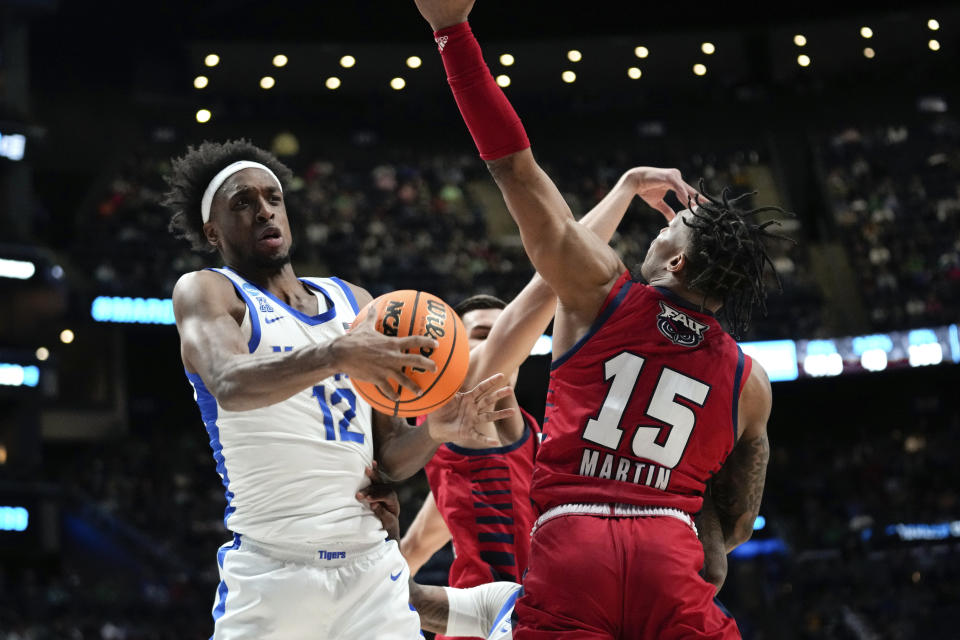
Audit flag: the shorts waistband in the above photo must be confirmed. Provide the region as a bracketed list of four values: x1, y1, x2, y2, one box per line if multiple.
[531, 503, 698, 537]
[238, 536, 388, 567]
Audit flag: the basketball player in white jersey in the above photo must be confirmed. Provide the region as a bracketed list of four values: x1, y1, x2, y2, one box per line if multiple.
[164, 139, 515, 639]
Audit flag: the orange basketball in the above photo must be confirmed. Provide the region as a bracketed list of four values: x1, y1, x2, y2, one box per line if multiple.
[350, 290, 469, 417]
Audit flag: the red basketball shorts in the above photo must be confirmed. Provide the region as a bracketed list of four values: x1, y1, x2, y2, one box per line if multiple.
[513, 514, 740, 640]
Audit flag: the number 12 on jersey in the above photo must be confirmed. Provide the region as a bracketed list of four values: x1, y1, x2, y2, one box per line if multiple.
[312, 378, 365, 444]
[582, 352, 710, 469]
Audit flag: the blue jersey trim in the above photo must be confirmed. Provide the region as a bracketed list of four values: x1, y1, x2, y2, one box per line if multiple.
[223, 266, 337, 326]
[731, 347, 746, 442]
[653, 286, 716, 317]
[444, 420, 531, 456]
[213, 533, 242, 622]
[473, 502, 513, 511]
[478, 532, 515, 543]
[551, 279, 634, 370]
[480, 550, 516, 567]
[187, 371, 236, 526]
[328, 276, 360, 314]
[488, 586, 521, 638]
[713, 595, 734, 619]
[208, 268, 261, 353]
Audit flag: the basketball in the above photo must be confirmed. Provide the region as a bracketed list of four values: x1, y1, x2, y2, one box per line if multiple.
[350, 290, 470, 417]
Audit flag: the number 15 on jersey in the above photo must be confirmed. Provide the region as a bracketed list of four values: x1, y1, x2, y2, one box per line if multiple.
[582, 351, 711, 469]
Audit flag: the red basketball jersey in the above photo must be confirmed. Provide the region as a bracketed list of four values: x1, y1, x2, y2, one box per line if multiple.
[425, 409, 540, 587]
[532, 271, 752, 516]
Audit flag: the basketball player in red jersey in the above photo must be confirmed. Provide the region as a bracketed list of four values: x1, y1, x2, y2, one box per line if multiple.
[415, 1, 778, 638]
[400, 169, 675, 639]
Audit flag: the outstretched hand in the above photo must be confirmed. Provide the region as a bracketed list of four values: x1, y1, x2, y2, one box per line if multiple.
[424, 373, 515, 446]
[413, 0, 476, 32]
[336, 310, 438, 401]
[624, 167, 700, 222]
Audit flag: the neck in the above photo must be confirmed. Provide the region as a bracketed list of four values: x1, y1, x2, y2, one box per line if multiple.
[226, 260, 301, 297]
[646, 273, 722, 314]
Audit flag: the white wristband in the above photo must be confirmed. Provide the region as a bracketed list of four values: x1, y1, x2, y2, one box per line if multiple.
[444, 582, 521, 638]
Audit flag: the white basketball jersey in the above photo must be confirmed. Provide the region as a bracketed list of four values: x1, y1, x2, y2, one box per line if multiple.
[186, 267, 383, 546]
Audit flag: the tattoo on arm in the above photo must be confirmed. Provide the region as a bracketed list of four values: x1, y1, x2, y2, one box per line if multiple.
[712, 433, 770, 548]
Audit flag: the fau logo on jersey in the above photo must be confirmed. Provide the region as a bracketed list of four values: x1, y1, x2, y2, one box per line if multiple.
[656, 302, 708, 347]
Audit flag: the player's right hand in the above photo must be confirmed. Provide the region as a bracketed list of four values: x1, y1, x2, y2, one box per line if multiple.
[623, 167, 700, 222]
[331, 311, 438, 400]
[413, 0, 476, 32]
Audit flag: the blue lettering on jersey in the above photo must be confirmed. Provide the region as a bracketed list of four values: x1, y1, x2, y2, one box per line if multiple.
[317, 550, 347, 560]
[240, 282, 275, 313]
[312, 383, 365, 444]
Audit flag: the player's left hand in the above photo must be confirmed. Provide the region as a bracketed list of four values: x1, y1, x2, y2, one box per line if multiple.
[356, 462, 402, 540]
[624, 167, 700, 222]
[424, 373, 515, 446]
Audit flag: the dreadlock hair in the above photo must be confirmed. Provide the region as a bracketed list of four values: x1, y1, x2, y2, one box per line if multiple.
[163, 139, 294, 252]
[454, 294, 507, 318]
[681, 180, 794, 339]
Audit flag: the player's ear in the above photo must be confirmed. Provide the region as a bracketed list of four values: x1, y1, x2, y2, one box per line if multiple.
[203, 222, 219, 248]
[667, 252, 686, 273]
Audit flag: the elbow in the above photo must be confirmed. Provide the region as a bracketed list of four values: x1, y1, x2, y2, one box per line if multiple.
[701, 552, 728, 593]
[725, 515, 758, 551]
[206, 377, 249, 412]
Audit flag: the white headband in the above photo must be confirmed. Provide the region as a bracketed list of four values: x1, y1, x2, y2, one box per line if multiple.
[200, 160, 283, 223]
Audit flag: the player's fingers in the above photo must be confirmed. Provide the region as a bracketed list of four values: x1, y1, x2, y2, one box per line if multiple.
[391, 371, 423, 396]
[481, 407, 517, 423]
[375, 379, 400, 402]
[397, 352, 437, 372]
[667, 176, 699, 204]
[355, 307, 378, 331]
[652, 199, 676, 221]
[466, 373, 507, 397]
[474, 384, 515, 408]
[397, 335, 439, 353]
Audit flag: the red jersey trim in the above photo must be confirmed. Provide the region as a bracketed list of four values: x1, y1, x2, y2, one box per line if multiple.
[730, 349, 754, 442]
[551, 272, 635, 370]
[652, 285, 716, 317]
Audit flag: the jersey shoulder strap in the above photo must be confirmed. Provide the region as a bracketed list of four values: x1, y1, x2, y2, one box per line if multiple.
[206, 267, 261, 352]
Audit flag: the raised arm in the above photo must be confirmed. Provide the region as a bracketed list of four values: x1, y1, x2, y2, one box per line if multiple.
[173, 270, 438, 411]
[415, 0, 698, 328]
[464, 168, 652, 387]
[400, 491, 452, 575]
[710, 363, 772, 551]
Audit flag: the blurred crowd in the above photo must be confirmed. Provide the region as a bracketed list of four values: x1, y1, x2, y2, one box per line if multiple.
[822, 117, 960, 331]
[73, 139, 821, 341]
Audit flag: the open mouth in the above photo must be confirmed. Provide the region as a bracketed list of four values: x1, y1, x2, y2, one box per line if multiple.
[257, 227, 283, 247]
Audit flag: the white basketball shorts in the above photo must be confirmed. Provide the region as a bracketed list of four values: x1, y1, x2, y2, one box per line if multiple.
[211, 534, 422, 639]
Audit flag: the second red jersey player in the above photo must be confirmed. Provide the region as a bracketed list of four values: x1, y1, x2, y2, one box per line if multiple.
[426, 407, 540, 587]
